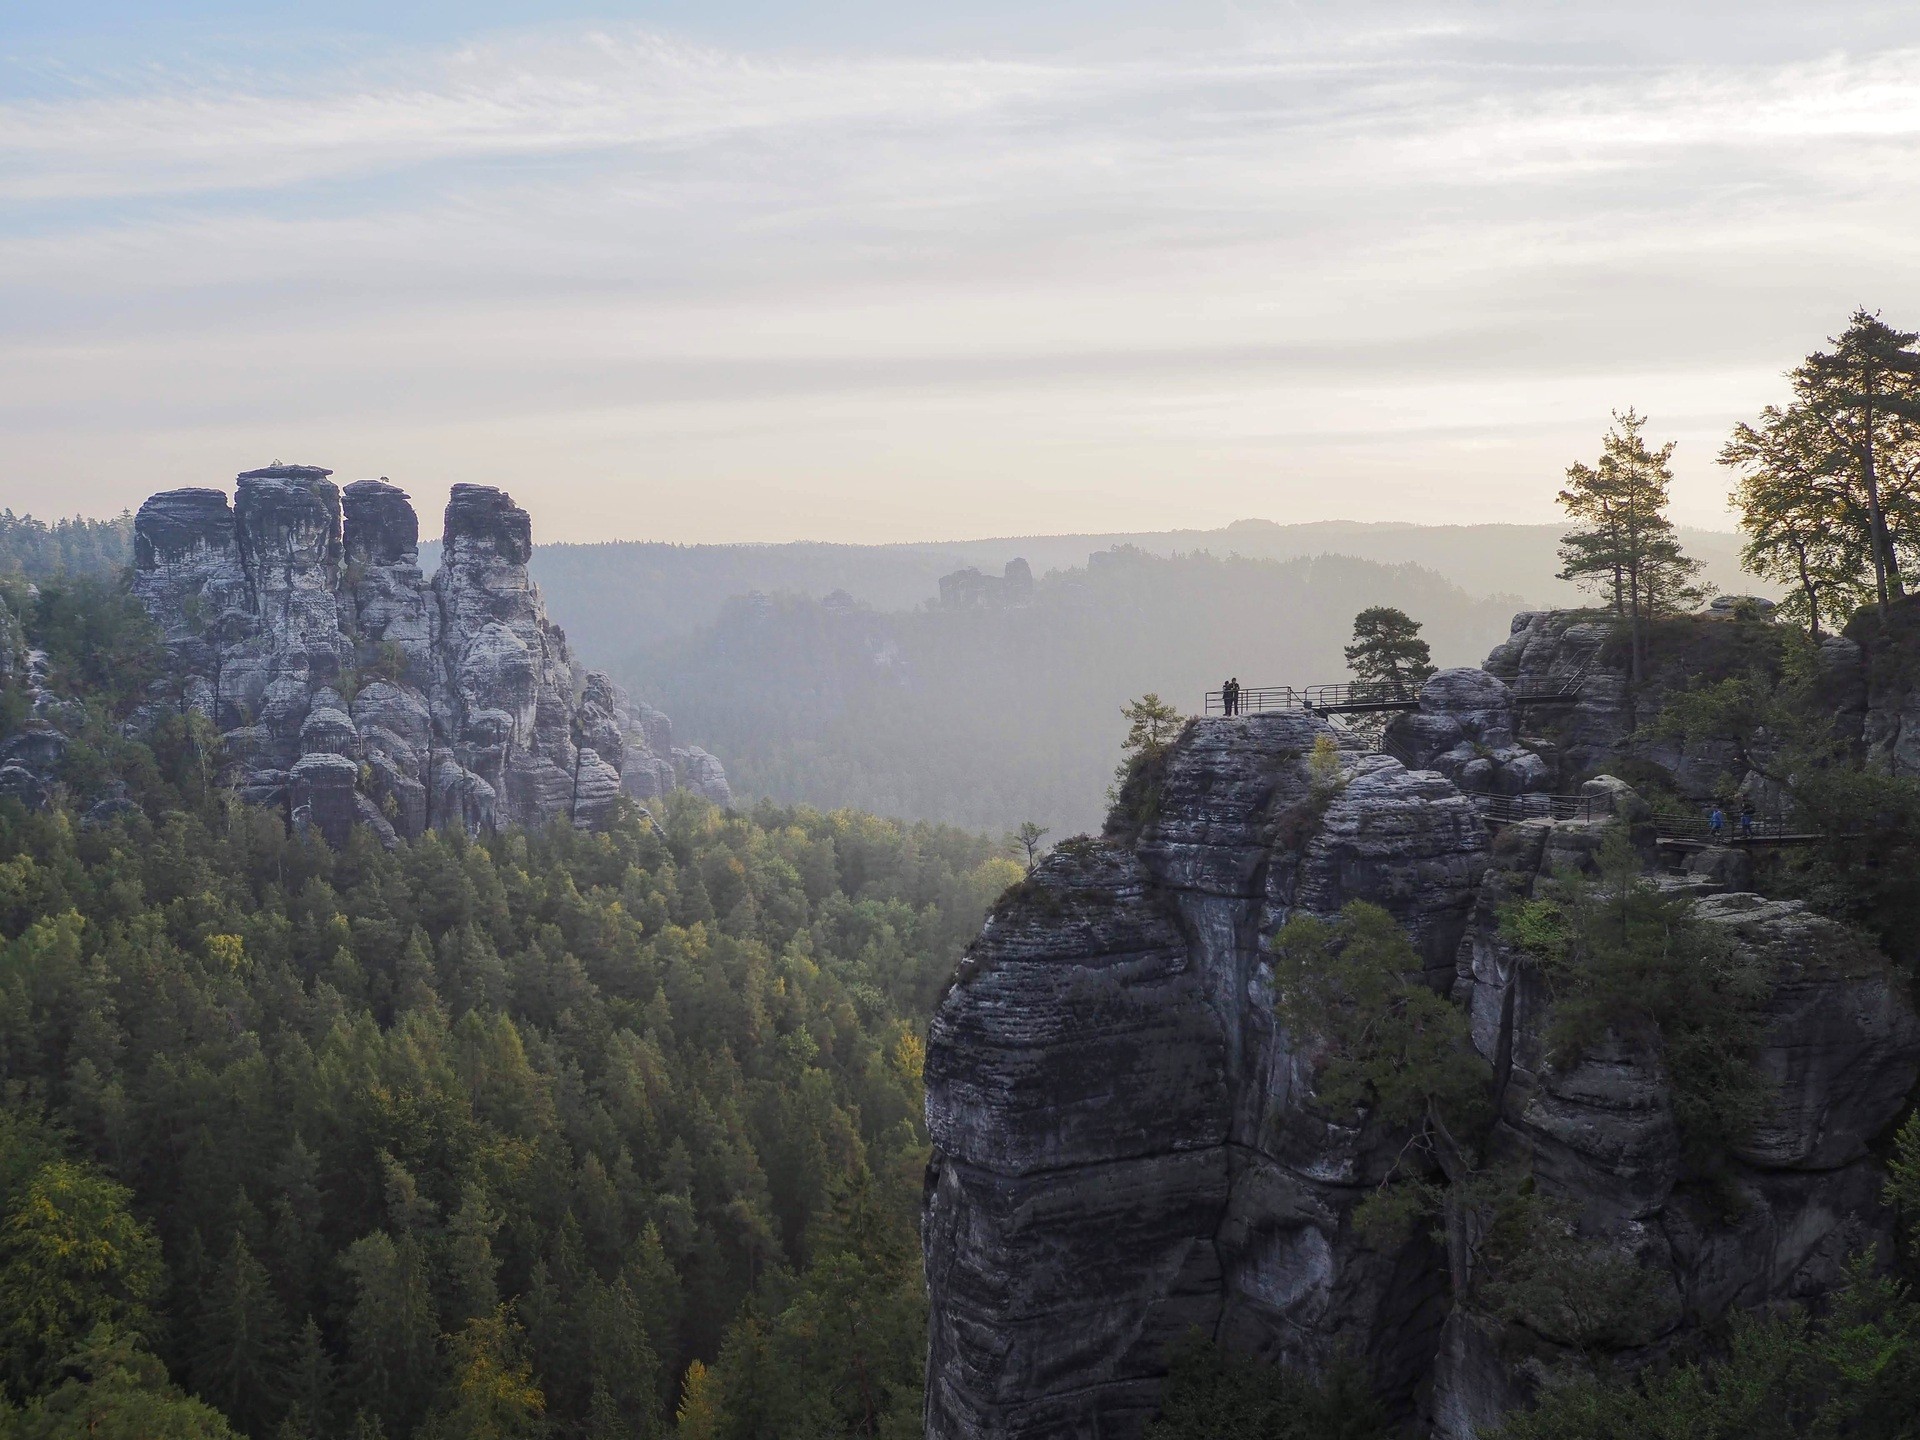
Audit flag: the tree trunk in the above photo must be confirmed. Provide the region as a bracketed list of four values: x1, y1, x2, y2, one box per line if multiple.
[1798, 552, 1821, 641]
[1862, 382, 1903, 612]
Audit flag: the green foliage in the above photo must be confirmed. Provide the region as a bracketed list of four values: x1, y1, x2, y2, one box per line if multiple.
[1344, 606, 1435, 691]
[1495, 1255, 1920, 1440]
[1726, 309, 1920, 621]
[189, 1235, 293, 1437]
[0, 1161, 162, 1396]
[1269, 902, 1486, 1130]
[1107, 694, 1185, 834]
[2, 578, 163, 713]
[0, 776, 1000, 1437]
[1006, 822, 1049, 876]
[1500, 829, 1772, 1166]
[0, 1327, 239, 1440]
[1475, 1183, 1667, 1355]
[1142, 1331, 1389, 1440]
[1268, 901, 1490, 1240]
[0, 513, 133, 584]
[1558, 410, 1708, 682]
[1891, 1113, 1920, 1266]
[694, 1176, 923, 1439]
[422, 1307, 545, 1440]
[1119, 693, 1182, 764]
[1722, 401, 1875, 637]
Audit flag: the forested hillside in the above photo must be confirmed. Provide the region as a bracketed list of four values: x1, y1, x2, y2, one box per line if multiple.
[514, 519, 1755, 662]
[621, 549, 1521, 836]
[0, 574, 1015, 1439]
[0, 513, 132, 582]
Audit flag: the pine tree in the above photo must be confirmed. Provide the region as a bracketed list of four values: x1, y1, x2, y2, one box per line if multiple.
[1725, 309, 1920, 622]
[190, 1233, 294, 1437]
[1558, 409, 1707, 682]
[1343, 607, 1435, 695]
[1792, 309, 1920, 613]
[1721, 401, 1874, 637]
[281, 1317, 335, 1440]
[340, 1231, 440, 1436]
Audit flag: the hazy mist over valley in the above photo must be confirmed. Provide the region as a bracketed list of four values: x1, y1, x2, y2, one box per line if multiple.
[10, 3, 1920, 1439]
[512, 519, 1757, 834]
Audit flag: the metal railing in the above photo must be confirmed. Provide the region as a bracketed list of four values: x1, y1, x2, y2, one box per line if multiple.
[1377, 730, 1422, 769]
[1652, 805, 1821, 845]
[1300, 681, 1421, 713]
[1505, 643, 1603, 705]
[1509, 674, 1586, 704]
[1470, 793, 1609, 826]
[1203, 686, 1303, 715]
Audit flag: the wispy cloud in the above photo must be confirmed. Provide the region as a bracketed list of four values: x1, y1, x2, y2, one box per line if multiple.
[6, 8, 1920, 540]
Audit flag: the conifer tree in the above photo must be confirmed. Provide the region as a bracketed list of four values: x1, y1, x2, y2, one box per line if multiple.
[1343, 607, 1435, 694]
[340, 1231, 440, 1436]
[1725, 308, 1920, 622]
[1558, 409, 1706, 682]
[1721, 400, 1873, 637]
[190, 1234, 294, 1437]
[1793, 309, 1920, 613]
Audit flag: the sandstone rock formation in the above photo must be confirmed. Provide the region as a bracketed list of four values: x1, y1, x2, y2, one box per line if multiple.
[925, 715, 1491, 1437]
[938, 559, 1035, 609]
[924, 609, 1920, 1439]
[1431, 831, 1920, 1437]
[1384, 667, 1550, 797]
[128, 465, 728, 842]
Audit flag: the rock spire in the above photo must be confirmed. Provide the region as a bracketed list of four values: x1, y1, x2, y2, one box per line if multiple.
[129, 467, 729, 845]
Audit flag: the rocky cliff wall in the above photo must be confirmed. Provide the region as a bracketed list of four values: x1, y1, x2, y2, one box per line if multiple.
[923, 612, 1920, 1439]
[924, 716, 1491, 1436]
[127, 465, 730, 845]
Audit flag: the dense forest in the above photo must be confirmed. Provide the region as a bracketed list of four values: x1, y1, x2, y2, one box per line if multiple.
[0, 513, 132, 583]
[0, 575, 1016, 1439]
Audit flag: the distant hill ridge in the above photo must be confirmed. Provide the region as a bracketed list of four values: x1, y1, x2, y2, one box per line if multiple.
[475, 518, 1757, 669]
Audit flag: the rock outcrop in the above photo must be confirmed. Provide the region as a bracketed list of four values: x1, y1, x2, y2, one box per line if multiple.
[1431, 830, 1920, 1436]
[1482, 607, 1796, 797]
[127, 465, 727, 841]
[925, 715, 1491, 1437]
[924, 611, 1920, 1439]
[1384, 667, 1550, 797]
[938, 559, 1035, 610]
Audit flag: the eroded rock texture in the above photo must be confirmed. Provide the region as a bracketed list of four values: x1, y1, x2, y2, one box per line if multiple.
[926, 675, 1920, 1438]
[925, 715, 1490, 1438]
[1431, 835, 1920, 1438]
[129, 465, 728, 841]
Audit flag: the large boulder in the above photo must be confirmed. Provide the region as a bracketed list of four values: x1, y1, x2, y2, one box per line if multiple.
[1385, 667, 1548, 797]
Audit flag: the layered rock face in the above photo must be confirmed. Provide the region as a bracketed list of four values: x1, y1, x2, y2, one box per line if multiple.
[1483, 609, 1799, 796]
[924, 619, 1920, 1438]
[1432, 831, 1920, 1437]
[130, 466, 728, 844]
[925, 716, 1491, 1437]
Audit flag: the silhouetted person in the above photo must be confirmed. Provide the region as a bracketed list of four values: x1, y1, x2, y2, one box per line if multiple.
[1739, 801, 1755, 840]
[1228, 677, 1241, 715]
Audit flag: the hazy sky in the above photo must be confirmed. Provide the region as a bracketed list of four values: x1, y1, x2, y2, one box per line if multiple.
[7, 1, 1920, 542]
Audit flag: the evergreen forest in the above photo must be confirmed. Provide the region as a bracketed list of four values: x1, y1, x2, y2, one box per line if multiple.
[0, 572, 1015, 1439]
